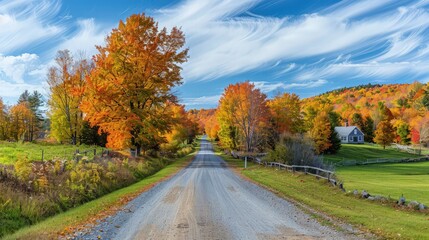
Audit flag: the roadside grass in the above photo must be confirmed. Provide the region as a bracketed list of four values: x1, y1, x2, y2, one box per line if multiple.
[0, 141, 105, 164]
[214, 143, 429, 240]
[323, 144, 419, 163]
[337, 161, 429, 204]
[3, 141, 200, 240]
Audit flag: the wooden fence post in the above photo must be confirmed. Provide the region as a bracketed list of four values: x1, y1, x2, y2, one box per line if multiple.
[41, 149, 44, 161]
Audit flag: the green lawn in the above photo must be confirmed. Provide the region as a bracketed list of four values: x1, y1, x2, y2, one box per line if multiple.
[215, 144, 429, 240]
[4, 141, 200, 240]
[337, 162, 429, 204]
[0, 141, 106, 164]
[323, 144, 420, 163]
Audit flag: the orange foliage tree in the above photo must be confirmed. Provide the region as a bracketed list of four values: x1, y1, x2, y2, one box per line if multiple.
[163, 103, 198, 145]
[267, 93, 302, 134]
[9, 102, 34, 141]
[204, 114, 220, 140]
[217, 81, 269, 152]
[374, 120, 395, 149]
[81, 14, 188, 154]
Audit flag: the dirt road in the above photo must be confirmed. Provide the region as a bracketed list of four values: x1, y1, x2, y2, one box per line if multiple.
[77, 138, 361, 239]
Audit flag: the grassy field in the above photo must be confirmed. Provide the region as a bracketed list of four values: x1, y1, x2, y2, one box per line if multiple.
[215, 145, 429, 240]
[337, 161, 429, 204]
[4, 141, 200, 240]
[323, 144, 419, 163]
[0, 141, 106, 164]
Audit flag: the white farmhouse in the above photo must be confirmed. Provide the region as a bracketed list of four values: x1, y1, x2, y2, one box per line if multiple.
[334, 126, 364, 144]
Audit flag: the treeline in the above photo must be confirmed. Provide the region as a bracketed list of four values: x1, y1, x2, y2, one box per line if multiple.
[200, 81, 341, 154]
[200, 81, 429, 165]
[0, 91, 44, 142]
[303, 82, 429, 147]
[0, 91, 107, 146]
[0, 13, 198, 155]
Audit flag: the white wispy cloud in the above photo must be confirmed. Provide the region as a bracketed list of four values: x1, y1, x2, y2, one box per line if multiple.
[0, 0, 64, 54]
[154, 0, 429, 85]
[0, 53, 39, 83]
[297, 61, 429, 82]
[55, 18, 111, 57]
[181, 95, 221, 107]
[0, 0, 112, 102]
[252, 79, 328, 93]
[0, 79, 46, 97]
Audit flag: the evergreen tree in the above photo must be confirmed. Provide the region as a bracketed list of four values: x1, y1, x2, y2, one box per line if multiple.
[17, 90, 44, 141]
[351, 112, 364, 129]
[79, 121, 107, 146]
[362, 116, 375, 143]
[397, 122, 411, 145]
[326, 111, 341, 154]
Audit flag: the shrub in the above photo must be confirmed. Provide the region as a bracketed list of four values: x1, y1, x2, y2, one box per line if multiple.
[266, 133, 334, 171]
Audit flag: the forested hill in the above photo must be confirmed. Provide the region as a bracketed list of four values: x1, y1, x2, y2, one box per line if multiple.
[302, 82, 429, 144]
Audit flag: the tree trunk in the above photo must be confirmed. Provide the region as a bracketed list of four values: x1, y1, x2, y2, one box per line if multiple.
[136, 143, 141, 156]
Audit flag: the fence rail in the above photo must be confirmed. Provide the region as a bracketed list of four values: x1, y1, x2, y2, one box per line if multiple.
[334, 156, 429, 166]
[229, 151, 339, 186]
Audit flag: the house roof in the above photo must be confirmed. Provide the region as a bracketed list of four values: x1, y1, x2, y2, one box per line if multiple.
[334, 126, 362, 136]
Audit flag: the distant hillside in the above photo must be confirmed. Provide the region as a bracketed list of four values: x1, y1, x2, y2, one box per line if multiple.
[302, 82, 429, 144]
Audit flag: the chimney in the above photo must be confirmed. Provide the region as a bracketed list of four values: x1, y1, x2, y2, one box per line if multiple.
[345, 119, 349, 127]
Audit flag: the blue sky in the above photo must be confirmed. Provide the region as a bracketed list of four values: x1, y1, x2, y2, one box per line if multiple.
[1, 0, 429, 109]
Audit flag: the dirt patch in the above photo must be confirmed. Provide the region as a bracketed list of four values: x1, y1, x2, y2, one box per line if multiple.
[258, 226, 325, 240]
[163, 186, 184, 204]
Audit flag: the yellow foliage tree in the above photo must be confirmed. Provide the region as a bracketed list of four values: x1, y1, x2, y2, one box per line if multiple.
[309, 111, 332, 154]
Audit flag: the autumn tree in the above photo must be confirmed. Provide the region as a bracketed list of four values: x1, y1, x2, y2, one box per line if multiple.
[18, 90, 44, 141]
[413, 113, 429, 146]
[189, 108, 216, 135]
[9, 102, 33, 141]
[81, 14, 188, 154]
[267, 93, 303, 134]
[204, 114, 220, 140]
[164, 104, 198, 146]
[48, 50, 91, 144]
[374, 120, 395, 149]
[217, 81, 269, 152]
[309, 111, 332, 154]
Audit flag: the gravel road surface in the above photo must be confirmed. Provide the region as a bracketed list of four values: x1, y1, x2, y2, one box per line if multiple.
[75, 138, 362, 240]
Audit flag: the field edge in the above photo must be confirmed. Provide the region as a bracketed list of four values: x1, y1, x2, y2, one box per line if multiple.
[3, 142, 200, 240]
